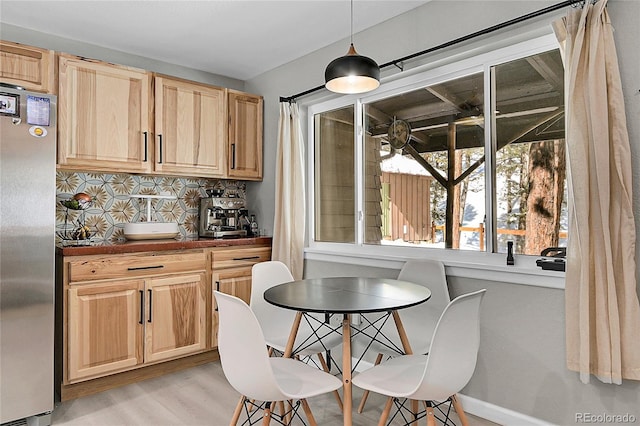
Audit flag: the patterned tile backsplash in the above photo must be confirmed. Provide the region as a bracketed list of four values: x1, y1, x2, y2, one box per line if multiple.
[56, 171, 246, 243]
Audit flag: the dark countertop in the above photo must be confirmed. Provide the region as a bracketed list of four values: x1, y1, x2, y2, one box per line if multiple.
[56, 236, 272, 256]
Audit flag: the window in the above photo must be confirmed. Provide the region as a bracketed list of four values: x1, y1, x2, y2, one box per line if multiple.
[310, 36, 566, 257]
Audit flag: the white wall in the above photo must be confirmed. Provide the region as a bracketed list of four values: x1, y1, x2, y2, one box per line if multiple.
[0, 23, 244, 90]
[246, 0, 640, 423]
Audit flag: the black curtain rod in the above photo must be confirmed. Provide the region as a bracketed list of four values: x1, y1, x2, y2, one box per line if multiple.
[280, 0, 581, 103]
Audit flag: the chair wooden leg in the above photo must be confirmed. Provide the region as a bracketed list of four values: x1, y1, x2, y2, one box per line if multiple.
[284, 400, 293, 425]
[301, 398, 318, 426]
[262, 402, 272, 426]
[426, 402, 436, 426]
[357, 352, 383, 413]
[450, 394, 469, 426]
[317, 353, 343, 412]
[411, 399, 419, 425]
[230, 395, 245, 426]
[277, 401, 285, 421]
[377, 397, 394, 426]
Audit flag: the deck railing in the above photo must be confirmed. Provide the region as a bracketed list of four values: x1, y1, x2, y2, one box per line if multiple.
[431, 222, 568, 251]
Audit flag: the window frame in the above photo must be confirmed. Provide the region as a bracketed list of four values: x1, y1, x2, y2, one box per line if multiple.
[305, 33, 566, 288]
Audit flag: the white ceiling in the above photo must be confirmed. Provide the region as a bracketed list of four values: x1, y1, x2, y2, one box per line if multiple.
[0, 1, 430, 81]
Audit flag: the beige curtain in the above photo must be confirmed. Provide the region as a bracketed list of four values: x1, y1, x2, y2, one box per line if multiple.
[272, 102, 306, 280]
[553, 0, 640, 384]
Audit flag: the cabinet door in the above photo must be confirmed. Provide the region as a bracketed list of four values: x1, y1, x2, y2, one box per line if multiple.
[67, 280, 144, 382]
[154, 76, 226, 178]
[144, 273, 207, 363]
[57, 55, 152, 173]
[0, 40, 55, 93]
[211, 266, 253, 347]
[228, 91, 263, 180]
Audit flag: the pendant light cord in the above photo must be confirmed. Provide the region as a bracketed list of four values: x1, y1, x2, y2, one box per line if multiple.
[350, 0, 354, 45]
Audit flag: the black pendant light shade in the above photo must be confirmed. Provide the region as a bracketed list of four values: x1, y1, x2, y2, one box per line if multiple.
[325, 43, 380, 94]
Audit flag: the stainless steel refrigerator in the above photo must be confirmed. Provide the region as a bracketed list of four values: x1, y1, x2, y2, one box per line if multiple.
[1, 85, 56, 425]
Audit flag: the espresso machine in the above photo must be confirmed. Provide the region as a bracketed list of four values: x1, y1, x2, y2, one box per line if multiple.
[199, 195, 248, 238]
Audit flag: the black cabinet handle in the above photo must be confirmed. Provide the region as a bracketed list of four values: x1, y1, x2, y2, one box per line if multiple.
[127, 265, 164, 271]
[158, 134, 163, 164]
[232, 256, 260, 261]
[147, 289, 153, 323]
[214, 281, 220, 311]
[139, 290, 144, 325]
[231, 143, 236, 169]
[143, 131, 148, 162]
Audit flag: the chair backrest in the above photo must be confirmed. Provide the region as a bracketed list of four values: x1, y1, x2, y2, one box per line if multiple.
[396, 259, 451, 352]
[214, 291, 286, 402]
[398, 259, 450, 311]
[250, 261, 298, 340]
[413, 289, 486, 401]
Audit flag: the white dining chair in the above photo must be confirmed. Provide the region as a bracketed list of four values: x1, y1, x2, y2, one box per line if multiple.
[352, 289, 486, 426]
[215, 291, 343, 426]
[250, 261, 344, 408]
[355, 259, 451, 412]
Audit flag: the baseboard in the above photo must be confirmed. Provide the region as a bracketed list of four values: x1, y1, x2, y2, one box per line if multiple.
[456, 394, 555, 426]
[352, 358, 554, 426]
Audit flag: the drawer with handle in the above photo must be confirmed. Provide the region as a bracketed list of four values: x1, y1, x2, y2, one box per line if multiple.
[68, 250, 206, 283]
[211, 247, 271, 270]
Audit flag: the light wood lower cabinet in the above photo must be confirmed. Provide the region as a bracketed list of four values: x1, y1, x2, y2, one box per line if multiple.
[63, 250, 207, 384]
[214, 267, 253, 305]
[211, 246, 271, 347]
[66, 272, 206, 383]
[59, 242, 271, 397]
[145, 273, 207, 363]
[67, 279, 144, 382]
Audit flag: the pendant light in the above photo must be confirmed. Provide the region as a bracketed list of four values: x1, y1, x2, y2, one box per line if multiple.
[325, 0, 380, 94]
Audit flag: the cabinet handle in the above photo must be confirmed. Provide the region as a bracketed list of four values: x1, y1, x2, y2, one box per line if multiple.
[231, 143, 236, 169]
[158, 134, 163, 164]
[232, 256, 260, 261]
[143, 131, 148, 162]
[148, 289, 153, 323]
[127, 265, 164, 271]
[139, 290, 144, 325]
[214, 281, 220, 311]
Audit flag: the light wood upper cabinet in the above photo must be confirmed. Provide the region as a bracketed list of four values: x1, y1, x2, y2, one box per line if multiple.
[0, 40, 55, 93]
[67, 279, 144, 382]
[54, 54, 263, 179]
[154, 76, 226, 178]
[57, 54, 152, 173]
[144, 273, 207, 363]
[227, 90, 263, 180]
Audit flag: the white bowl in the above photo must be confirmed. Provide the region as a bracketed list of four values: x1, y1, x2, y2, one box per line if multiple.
[124, 222, 179, 240]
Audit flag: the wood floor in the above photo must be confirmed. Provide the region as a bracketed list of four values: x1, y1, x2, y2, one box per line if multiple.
[52, 361, 499, 425]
